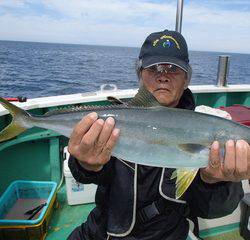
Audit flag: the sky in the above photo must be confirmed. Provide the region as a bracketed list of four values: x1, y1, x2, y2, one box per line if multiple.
[0, 0, 250, 53]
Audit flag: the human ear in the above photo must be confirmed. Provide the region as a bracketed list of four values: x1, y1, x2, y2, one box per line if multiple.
[184, 77, 189, 89]
[184, 65, 192, 89]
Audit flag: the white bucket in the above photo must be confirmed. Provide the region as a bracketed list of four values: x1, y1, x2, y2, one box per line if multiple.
[63, 147, 97, 205]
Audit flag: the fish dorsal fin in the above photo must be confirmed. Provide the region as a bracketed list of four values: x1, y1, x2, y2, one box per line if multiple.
[107, 96, 126, 105]
[128, 86, 161, 107]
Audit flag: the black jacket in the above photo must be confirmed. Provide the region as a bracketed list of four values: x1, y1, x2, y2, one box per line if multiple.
[68, 89, 244, 240]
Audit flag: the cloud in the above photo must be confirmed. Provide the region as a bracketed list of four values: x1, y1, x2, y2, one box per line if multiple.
[182, 1, 250, 53]
[0, 0, 249, 53]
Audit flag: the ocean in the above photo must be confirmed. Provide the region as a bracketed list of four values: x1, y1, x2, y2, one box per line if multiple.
[0, 40, 249, 98]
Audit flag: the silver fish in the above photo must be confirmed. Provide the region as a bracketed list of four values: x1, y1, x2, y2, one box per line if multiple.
[0, 88, 249, 198]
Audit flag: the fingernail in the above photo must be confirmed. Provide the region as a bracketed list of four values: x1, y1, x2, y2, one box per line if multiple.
[113, 128, 120, 136]
[236, 140, 247, 150]
[212, 141, 219, 150]
[89, 112, 98, 120]
[106, 117, 115, 125]
[227, 140, 235, 147]
[97, 119, 104, 125]
[236, 140, 241, 148]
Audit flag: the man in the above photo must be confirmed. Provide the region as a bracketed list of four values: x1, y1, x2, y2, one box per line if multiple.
[67, 30, 249, 240]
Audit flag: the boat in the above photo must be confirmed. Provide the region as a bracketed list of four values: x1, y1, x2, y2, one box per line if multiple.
[0, 1, 249, 239]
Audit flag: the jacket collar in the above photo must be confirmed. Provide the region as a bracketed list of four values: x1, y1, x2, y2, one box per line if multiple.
[176, 88, 195, 110]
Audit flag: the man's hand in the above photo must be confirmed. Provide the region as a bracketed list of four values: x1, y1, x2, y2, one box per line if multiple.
[68, 112, 120, 172]
[200, 140, 250, 184]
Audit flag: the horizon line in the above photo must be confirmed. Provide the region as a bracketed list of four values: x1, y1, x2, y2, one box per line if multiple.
[0, 39, 249, 55]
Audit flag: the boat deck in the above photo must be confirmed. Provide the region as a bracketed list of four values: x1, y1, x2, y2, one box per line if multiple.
[46, 185, 94, 240]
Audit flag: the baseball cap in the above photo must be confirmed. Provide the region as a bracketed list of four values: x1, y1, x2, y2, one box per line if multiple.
[138, 29, 190, 72]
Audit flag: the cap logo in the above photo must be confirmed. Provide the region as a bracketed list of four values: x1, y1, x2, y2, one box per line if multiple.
[153, 35, 180, 50]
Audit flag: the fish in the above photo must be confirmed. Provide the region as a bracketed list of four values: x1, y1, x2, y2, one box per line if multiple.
[0, 87, 249, 199]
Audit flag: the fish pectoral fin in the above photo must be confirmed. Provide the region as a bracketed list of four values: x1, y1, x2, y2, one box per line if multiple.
[178, 143, 207, 154]
[107, 96, 126, 105]
[128, 86, 161, 107]
[171, 169, 198, 199]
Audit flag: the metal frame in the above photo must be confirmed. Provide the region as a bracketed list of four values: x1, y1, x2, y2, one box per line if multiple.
[175, 0, 184, 33]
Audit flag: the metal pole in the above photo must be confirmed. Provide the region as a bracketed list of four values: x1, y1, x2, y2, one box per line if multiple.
[217, 55, 230, 86]
[175, 0, 184, 33]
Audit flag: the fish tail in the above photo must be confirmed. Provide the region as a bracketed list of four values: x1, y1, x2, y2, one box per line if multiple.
[0, 97, 30, 142]
[171, 168, 198, 199]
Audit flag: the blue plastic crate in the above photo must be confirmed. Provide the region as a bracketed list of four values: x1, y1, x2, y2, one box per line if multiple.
[0, 180, 57, 226]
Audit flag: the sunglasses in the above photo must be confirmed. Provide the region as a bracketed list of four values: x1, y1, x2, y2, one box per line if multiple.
[145, 64, 182, 76]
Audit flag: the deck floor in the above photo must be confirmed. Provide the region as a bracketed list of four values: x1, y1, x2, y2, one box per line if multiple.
[45, 185, 245, 240]
[204, 230, 243, 240]
[46, 185, 94, 240]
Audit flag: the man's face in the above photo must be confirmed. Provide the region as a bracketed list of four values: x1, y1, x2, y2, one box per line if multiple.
[140, 64, 187, 107]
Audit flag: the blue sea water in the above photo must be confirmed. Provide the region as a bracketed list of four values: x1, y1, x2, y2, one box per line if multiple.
[0, 40, 249, 98]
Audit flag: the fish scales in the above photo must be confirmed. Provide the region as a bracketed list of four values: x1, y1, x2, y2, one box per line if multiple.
[22, 105, 249, 169]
